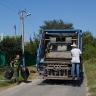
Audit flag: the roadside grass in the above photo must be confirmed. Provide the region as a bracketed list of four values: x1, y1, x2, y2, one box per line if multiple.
[0, 66, 10, 87]
[84, 60, 96, 96]
[0, 65, 37, 90]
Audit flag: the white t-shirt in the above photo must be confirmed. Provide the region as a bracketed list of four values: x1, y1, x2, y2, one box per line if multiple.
[71, 48, 82, 63]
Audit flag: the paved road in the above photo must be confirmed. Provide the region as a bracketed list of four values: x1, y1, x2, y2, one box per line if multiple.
[0, 73, 88, 96]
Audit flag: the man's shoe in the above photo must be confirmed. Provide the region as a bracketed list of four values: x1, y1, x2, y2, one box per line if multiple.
[16, 82, 20, 85]
[72, 77, 75, 79]
[77, 77, 80, 80]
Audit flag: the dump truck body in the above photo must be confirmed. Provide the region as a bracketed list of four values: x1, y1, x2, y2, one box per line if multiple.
[36, 29, 82, 80]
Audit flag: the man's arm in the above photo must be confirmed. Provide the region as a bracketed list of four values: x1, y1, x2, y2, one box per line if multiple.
[19, 60, 22, 67]
[20, 64, 22, 67]
[79, 49, 82, 57]
[10, 62, 13, 67]
[10, 59, 14, 67]
[79, 54, 82, 56]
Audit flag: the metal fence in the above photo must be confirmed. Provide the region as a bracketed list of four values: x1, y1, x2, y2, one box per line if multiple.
[0, 51, 7, 66]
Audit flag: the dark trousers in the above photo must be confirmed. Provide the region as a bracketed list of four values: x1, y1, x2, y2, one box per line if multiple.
[13, 68, 19, 83]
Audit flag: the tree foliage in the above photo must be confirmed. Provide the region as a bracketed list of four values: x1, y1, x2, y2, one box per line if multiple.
[83, 31, 96, 60]
[83, 45, 96, 60]
[25, 33, 39, 57]
[83, 31, 94, 45]
[39, 19, 73, 34]
[0, 36, 22, 63]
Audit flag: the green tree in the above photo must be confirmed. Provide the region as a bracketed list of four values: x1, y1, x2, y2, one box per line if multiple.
[0, 36, 22, 63]
[83, 44, 96, 60]
[83, 31, 94, 46]
[39, 19, 73, 34]
[25, 33, 39, 57]
[83, 31, 96, 60]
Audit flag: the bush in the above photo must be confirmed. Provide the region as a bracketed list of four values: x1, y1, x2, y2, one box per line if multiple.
[83, 31, 96, 61]
[83, 44, 96, 60]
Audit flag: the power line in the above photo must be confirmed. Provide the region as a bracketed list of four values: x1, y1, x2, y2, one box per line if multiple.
[12, 0, 26, 10]
[0, 1, 18, 13]
[25, 18, 39, 29]
[4, 0, 23, 35]
[28, 17, 40, 28]
[25, 9, 40, 27]
[1, 0, 40, 34]
[12, 0, 40, 28]
[4, 0, 20, 11]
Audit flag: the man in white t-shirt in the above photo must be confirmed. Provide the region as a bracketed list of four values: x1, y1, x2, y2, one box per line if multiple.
[71, 44, 82, 79]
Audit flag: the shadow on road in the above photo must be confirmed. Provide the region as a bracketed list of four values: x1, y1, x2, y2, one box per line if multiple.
[24, 80, 32, 83]
[38, 72, 84, 87]
[19, 80, 32, 84]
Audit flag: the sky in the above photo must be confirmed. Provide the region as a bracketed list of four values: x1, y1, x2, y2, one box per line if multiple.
[0, 0, 96, 41]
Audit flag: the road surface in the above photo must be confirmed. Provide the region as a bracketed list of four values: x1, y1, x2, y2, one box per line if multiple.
[0, 72, 88, 96]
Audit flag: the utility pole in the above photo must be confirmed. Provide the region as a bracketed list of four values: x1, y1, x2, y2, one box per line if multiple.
[14, 25, 16, 36]
[19, 10, 26, 66]
[19, 10, 31, 66]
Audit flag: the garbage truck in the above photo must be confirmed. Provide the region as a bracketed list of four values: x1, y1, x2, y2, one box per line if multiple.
[36, 29, 83, 80]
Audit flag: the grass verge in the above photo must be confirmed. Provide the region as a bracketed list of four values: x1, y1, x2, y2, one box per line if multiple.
[84, 60, 96, 96]
[0, 65, 37, 91]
